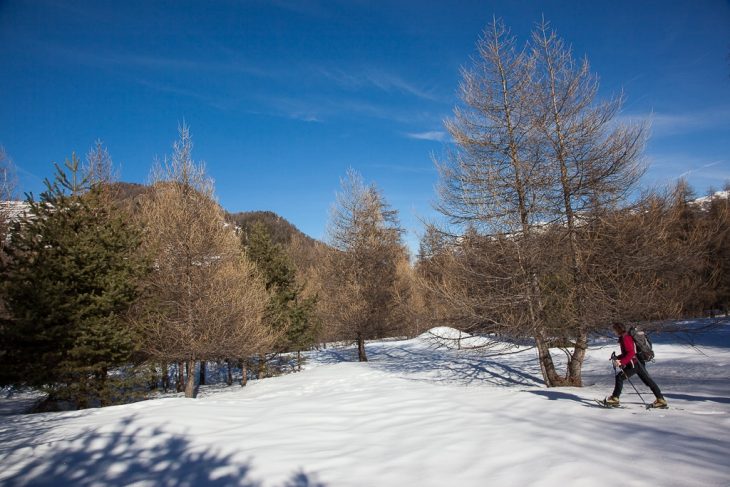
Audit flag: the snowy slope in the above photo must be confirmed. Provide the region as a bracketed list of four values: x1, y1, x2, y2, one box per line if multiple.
[1, 319, 728, 487]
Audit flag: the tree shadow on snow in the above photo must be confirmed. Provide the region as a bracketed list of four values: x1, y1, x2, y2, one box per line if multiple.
[0, 415, 326, 487]
[527, 390, 596, 407]
[649, 317, 730, 348]
[664, 392, 730, 404]
[312, 347, 359, 365]
[365, 343, 544, 387]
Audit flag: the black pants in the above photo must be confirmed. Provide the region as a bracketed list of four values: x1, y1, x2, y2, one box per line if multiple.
[612, 361, 663, 399]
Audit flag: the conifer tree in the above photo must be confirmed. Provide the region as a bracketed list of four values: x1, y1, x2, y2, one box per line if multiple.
[243, 221, 318, 371]
[435, 18, 646, 386]
[0, 154, 148, 407]
[136, 125, 273, 397]
[323, 169, 406, 361]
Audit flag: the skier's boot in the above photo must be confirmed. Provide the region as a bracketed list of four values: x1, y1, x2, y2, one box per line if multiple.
[604, 396, 620, 407]
[651, 397, 668, 409]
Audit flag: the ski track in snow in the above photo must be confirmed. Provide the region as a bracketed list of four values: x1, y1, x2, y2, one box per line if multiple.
[1, 319, 729, 486]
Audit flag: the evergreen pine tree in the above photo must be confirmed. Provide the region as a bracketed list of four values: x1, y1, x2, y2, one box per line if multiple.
[0, 154, 148, 408]
[243, 222, 318, 369]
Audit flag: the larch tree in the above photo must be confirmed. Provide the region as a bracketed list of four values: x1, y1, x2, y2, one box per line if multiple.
[0, 145, 17, 265]
[84, 139, 118, 187]
[435, 18, 554, 374]
[434, 17, 648, 386]
[0, 145, 16, 203]
[578, 183, 711, 325]
[135, 124, 273, 398]
[322, 169, 406, 361]
[527, 19, 647, 385]
[0, 146, 15, 345]
[702, 183, 730, 315]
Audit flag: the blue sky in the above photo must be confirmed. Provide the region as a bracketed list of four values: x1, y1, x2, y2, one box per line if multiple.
[1, 1, 729, 252]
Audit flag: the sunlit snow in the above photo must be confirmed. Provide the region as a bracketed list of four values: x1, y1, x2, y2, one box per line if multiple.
[1, 319, 728, 486]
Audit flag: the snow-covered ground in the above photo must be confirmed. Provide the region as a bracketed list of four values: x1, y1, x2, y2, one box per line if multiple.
[1, 318, 728, 486]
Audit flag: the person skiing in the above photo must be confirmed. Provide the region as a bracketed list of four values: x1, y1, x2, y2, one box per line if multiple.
[604, 322, 668, 408]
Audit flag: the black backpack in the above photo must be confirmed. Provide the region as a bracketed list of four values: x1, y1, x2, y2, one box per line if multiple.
[629, 326, 655, 362]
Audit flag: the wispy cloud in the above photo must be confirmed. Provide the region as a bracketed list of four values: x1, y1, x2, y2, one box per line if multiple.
[133, 78, 218, 103]
[678, 160, 723, 179]
[364, 69, 440, 101]
[318, 66, 441, 101]
[405, 131, 448, 142]
[255, 91, 445, 126]
[618, 107, 730, 137]
[31, 39, 276, 79]
[645, 153, 730, 190]
[252, 94, 329, 122]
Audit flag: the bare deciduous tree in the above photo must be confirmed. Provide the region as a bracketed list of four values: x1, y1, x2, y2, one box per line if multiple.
[433, 17, 649, 386]
[320, 169, 406, 361]
[528, 19, 648, 385]
[438, 18, 546, 235]
[579, 183, 711, 325]
[0, 146, 18, 344]
[436, 18, 556, 382]
[84, 139, 118, 187]
[0, 146, 16, 203]
[135, 125, 274, 397]
[0, 146, 17, 241]
[700, 183, 730, 315]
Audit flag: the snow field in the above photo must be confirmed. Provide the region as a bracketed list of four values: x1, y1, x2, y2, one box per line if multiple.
[0, 319, 728, 486]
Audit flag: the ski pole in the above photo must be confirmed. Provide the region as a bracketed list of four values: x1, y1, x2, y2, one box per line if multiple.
[612, 352, 648, 407]
[626, 373, 648, 408]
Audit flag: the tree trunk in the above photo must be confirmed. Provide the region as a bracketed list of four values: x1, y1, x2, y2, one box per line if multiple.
[176, 361, 185, 393]
[257, 354, 266, 379]
[199, 361, 206, 386]
[148, 364, 158, 391]
[161, 363, 170, 393]
[535, 329, 588, 387]
[98, 366, 109, 407]
[297, 351, 302, 372]
[357, 334, 368, 362]
[240, 359, 248, 387]
[226, 359, 233, 386]
[534, 334, 555, 387]
[528, 272, 564, 387]
[184, 359, 196, 398]
[566, 328, 588, 386]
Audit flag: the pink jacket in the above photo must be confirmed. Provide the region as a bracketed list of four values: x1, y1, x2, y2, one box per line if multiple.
[617, 334, 637, 367]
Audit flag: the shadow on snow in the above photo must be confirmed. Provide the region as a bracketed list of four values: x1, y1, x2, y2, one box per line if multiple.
[315, 340, 544, 388]
[0, 414, 325, 487]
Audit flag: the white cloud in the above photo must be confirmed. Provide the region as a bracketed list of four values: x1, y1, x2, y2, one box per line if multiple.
[405, 131, 448, 142]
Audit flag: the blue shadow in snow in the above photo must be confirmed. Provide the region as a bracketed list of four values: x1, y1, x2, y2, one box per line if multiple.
[664, 393, 730, 405]
[365, 343, 544, 387]
[527, 389, 596, 407]
[0, 415, 326, 487]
